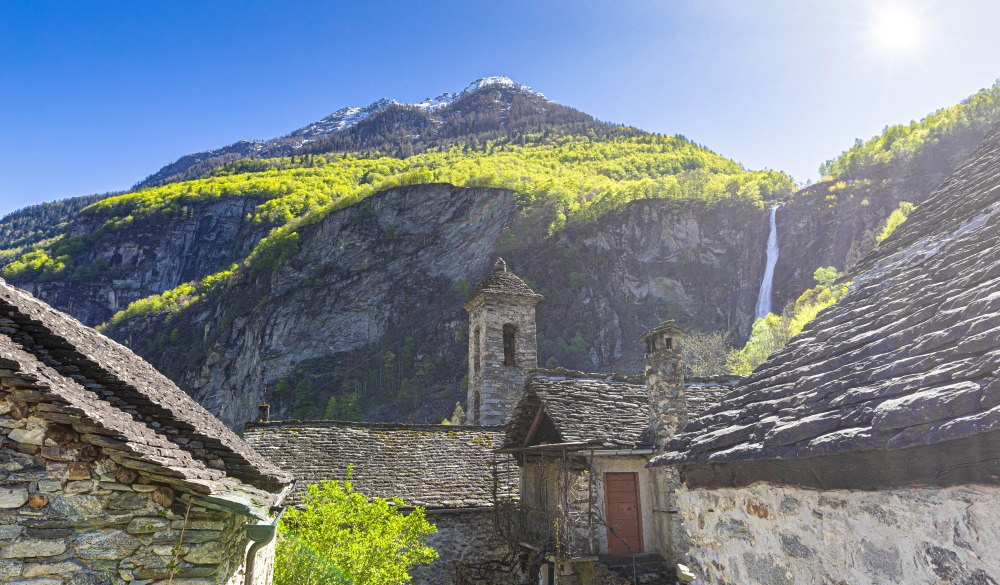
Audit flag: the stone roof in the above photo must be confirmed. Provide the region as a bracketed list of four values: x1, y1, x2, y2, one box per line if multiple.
[685, 376, 741, 420]
[0, 280, 291, 515]
[653, 123, 1000, 474]
[243, 421, 515, 510]
[464, 258, 542, 305]
[504, 369, 652, 450]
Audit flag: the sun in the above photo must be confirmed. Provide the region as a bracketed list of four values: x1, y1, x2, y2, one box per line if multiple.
[872, 5, 924, 53]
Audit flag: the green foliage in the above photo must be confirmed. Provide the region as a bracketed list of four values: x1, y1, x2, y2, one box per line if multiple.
[681, 330, 733, 377]
[58, 131, 794, 332]
[451, 278, 472, 299]
[727, 267, 850, 375]
[450, 402, 466, 425]
[820, 82, 1000, 181]
[726, 314, 790, 376]
[539, 332, 594, 372]
[292, 378, 318, 420]
[0, 192, 112, 253]
[323, 396, 338, 420]
[275, 468, 438, 585]
[338, 392, 363, 422]
[876, 201, 916, 243]
[274, 379, 292, 398]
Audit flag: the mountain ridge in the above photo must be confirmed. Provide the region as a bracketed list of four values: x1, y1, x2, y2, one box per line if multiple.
[135, 75, 603, 188]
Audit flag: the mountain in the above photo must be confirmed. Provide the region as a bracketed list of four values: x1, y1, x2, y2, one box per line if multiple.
[3, 77, 999, 429]
[137, 76, 629, 188]
[0, 193, 117, 263]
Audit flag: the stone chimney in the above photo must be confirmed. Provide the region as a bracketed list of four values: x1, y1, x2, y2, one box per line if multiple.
[641, 320, 686, 451]
[257, 403, 271, 423]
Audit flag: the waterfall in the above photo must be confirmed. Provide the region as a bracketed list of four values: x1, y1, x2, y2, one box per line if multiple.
[755, 206, 781, 320]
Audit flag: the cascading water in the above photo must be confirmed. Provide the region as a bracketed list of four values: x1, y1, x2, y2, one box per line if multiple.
[755, 205, 781, 320]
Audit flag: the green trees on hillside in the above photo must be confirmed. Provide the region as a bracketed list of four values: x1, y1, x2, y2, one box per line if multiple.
[820, 82, 1000, 182]
[727, 267, 850, 376]
[6, 133, 794, 288]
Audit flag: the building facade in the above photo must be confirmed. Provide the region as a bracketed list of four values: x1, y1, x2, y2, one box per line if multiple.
[0, 279, 292, 585]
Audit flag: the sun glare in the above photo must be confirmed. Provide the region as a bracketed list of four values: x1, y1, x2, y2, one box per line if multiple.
[872, 5, 924, 53]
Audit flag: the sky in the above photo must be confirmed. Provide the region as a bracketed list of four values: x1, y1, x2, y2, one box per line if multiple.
[3, 0, 1000, 217]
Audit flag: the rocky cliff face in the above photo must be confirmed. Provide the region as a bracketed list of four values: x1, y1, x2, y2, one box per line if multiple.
[10, 183, 930, 430]
[117, 184, 519, 427]
[12, 197, 269, 326]
[507, 200, 770, 374]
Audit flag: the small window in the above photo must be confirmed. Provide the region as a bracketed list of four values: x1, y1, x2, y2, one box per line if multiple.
[473, 390, 481, 425]
[664, 337, 673, 350]
[503, 324, 517, 367]
[474, 326, 481, 374]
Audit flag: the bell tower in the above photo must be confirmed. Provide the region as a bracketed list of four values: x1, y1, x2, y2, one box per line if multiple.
[464, 258, 542, 426]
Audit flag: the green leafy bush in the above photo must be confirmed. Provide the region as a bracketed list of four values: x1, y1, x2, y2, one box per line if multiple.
[876, 201, 916, 243]
[728, 267, 850, 375]
[275, 468, 438, 585]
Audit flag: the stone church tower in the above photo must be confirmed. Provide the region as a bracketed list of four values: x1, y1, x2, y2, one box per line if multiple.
[463, 258, 543, 426]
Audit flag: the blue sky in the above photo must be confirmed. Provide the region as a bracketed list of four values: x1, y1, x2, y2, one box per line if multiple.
[3, 0, 1000, 217]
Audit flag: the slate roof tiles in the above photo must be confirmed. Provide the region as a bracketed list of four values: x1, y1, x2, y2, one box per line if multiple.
[243, 421, 515, 510]
[653, 122, 1000, 468]
[466, 258, 542, 302]
[0, 279, 291, 513]
[504, 369, 652, 450]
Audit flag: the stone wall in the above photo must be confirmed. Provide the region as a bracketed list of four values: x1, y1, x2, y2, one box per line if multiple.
[675, 482, 1000, 585]
[411, 509, 509, 585]
[0, 394, 265, 585]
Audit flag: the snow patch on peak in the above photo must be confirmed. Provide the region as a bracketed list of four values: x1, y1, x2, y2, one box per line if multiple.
[413, 92, 461, 112]
[290, 98, 401, 138]
[463, 75, 542, 98]
[289, 76, 547, 139]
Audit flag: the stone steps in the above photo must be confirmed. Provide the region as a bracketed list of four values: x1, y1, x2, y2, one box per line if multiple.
[596, 553, 678, 585]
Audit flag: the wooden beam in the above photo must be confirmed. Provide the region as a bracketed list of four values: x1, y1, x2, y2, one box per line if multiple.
[522, 403, 546, 448]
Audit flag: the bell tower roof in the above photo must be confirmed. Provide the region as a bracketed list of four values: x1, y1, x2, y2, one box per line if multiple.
[463, 257, 543, 309]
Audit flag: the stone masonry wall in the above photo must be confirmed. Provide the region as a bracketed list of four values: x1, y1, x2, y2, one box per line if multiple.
[675, 482, 1000, 585]
[0, 393, 262, 585]
[467, 297, 538, 426]
[410, 510, 510, 585]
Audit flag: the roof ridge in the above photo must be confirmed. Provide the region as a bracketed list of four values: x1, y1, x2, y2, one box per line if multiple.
[0, 282, 290, 491]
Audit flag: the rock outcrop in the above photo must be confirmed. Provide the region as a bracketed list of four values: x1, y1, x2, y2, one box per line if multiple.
[13, 197, 269, 326]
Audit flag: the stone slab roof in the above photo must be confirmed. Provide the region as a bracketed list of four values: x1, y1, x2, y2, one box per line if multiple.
[465, 258, 542, 304]
[0, 280, 291, 514]
[504, 369, 652, 450]
[685, 377, 740, 420]
[653, 123, 1000, 470]
[243, 421, 515, 510]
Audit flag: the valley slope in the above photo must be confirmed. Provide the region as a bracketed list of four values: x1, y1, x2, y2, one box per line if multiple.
[3, 77, 998, 428]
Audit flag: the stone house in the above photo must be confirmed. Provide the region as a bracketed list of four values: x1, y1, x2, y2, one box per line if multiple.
[242, 420, 517, 584]
[650, 121, 1000, 583]
[0, 279, 293, 585]
[497, 360, 736, 582]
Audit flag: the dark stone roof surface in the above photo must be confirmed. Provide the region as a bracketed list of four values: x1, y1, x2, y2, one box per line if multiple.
[505, 369, 652, 450]
[653, 123, 1000, 467]
[466, 257, 542, 302]
[243, 421, 515, 509]
[685, 377, 740, 420]
[0, 280, 291, 504]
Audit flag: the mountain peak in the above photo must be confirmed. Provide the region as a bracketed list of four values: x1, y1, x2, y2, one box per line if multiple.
[290, 76, 545, 139]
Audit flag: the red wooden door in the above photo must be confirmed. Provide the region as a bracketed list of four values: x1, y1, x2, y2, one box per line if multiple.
[604, 472, 643, 554]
